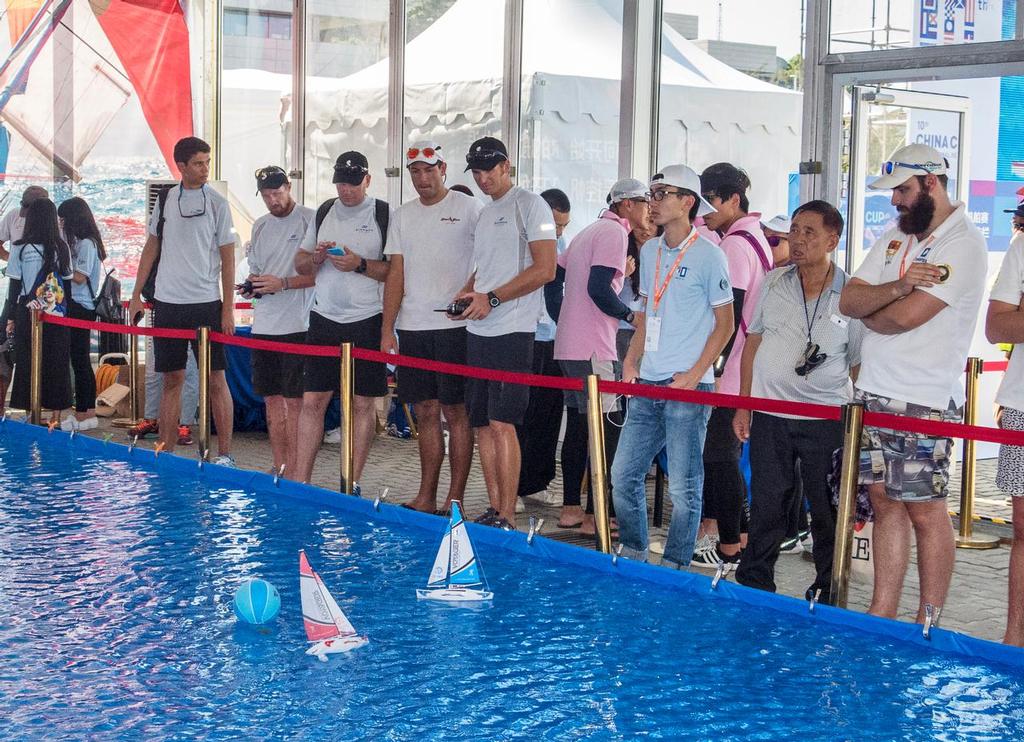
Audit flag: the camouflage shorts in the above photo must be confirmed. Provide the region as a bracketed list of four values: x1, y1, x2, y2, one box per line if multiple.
[855, 390, 961, 502]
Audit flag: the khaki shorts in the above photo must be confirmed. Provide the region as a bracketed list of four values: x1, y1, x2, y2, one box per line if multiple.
[856, 390, 961, 502]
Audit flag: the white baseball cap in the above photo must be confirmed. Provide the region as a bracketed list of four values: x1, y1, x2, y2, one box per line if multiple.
[869, 143, 948, 190]
[763, 214, 791, 233]
[649, 165, 717, 216]
[406, 140, 444, 167]
[607, 178, 649, 205]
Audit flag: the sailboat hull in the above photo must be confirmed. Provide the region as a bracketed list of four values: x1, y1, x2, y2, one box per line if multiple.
[306, 635, 368, 661]
[416, 587, 494, 603]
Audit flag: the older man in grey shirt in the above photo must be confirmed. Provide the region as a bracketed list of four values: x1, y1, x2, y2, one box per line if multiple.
[733, 200, 862, 605]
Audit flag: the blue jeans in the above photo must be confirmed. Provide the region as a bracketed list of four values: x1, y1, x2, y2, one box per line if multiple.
[611, 380, 713, 568]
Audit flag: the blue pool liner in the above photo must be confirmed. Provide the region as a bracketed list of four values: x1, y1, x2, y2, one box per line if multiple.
[7, 418, 1023, 671]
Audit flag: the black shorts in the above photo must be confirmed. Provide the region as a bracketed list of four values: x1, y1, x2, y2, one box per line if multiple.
[252, 331, 307, 399]
[396, 327, 467, 406]
[153, 299, 227, 373]
[465, 332, 533, 428]
[303, 311, 387, 398]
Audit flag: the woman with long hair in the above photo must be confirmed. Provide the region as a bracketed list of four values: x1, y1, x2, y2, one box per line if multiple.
[4, 198, 73, 417]
[58, 197, 106, 430]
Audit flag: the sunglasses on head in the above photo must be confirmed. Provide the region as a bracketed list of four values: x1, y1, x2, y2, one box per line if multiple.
[407, 146, 440, 161]
[879, 159, 945, 176]
[465, 149, 506, 163]
[254, 165, 287, 180]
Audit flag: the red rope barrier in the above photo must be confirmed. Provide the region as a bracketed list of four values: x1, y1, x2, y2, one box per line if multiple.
[982, 360, 1009, 373]
[120, 301, 254, 310]
[31, 313, 1024, 445]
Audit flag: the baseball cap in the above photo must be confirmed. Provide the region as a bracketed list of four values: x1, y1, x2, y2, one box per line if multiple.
[464, 137, 509, 172]
[406, 141, 444, 167]
[869, 143, 948, 190]
[763, 214, 791, 233]
[255, 165, 289, 192]
[607, 178, 649, 205]
[650, 165, 717, 217]
[333, 151, 369, 185]
[1004, 204, 1024, 218]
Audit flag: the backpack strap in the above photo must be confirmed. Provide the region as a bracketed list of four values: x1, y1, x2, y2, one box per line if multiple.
[732, 229, 773, 274]
[315, 198, 337, 236]
[156, 185, 171, 243]
[373, 198, 390, 251]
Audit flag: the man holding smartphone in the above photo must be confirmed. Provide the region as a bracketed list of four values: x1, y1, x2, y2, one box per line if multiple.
[293, 151, 393, 490]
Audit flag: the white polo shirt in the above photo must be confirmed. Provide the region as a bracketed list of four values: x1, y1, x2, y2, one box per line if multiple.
[469, 186, 556, 337]
[248, 204, 314, 336]
[991, 235, 1024, 412]
[384, 189, 482, 331]
[853, 202, 987, 409]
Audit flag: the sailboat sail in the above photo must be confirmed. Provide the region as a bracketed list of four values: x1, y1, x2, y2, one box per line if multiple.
[299, 549, 356, 642]
[427, 527, 451, 587]
[447, 502, 481, 587]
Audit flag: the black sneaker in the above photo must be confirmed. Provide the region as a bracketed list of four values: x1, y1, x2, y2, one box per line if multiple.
[473, 507, 498, 526]
[691, 544, 741, 573]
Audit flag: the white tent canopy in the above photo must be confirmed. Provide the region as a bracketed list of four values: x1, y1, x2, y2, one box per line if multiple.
[223, 0, 801, 222]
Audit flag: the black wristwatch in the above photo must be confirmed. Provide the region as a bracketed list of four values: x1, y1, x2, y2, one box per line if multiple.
[487, 291, 501, 308]
[355, 257, 368, 274]
[624, 310, 635, 325]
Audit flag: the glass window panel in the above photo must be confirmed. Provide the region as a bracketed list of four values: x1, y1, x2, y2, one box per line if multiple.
[304, 1, 390, 205]
[518, 0, 621, 235]
[829, 0, 1019, 53]
[658, 1, 803, 221]
[400, 0, 503, 203]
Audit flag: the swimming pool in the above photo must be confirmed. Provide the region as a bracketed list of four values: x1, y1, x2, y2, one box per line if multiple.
[1, 422, 1023, 740]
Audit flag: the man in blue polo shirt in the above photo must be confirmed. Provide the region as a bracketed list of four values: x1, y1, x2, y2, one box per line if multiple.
[612, 164, 734, 568]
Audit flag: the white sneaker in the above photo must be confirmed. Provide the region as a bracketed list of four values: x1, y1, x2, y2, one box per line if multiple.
[211, 454, 236, 468]
[323, 427, 341, 444]
[515, 498, 525, 513]
[60, 417, 79, 432]
[649, 539, 665, 556]
[524, 489, 561, 506]
[77, 417, 98, 431]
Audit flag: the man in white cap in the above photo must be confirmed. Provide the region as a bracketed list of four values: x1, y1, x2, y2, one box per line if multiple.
[381, 141, 482, 515]
[840, 143, 987, 623]
[611, 165, 734, 568]
[607, 179, 656, 372]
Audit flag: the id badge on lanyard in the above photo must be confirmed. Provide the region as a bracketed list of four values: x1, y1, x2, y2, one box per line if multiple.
[645, 316, 661, 352]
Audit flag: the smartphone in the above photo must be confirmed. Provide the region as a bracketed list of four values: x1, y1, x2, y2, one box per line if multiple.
[132, 311, 144, 325]
[326, 246, 345, 256]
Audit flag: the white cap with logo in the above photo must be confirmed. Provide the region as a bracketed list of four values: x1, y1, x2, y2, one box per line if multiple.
[869, 143, 948, 190]
[607, 178, 649, 205]
[649, 165, 717, 216]
[763, 214, 791, 233]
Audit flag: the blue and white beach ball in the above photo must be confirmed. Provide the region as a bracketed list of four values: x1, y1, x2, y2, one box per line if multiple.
[233, 578, 281, 625]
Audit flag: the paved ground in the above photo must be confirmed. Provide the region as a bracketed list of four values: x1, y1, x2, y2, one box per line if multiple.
[73, 414, 1015, 644]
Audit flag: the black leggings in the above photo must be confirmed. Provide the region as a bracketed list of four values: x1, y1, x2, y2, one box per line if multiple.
[68, 299, 96, 412]
[561, 409, 620, 515]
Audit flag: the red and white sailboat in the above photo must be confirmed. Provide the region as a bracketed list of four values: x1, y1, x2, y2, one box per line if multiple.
[299, 549, 368, 661]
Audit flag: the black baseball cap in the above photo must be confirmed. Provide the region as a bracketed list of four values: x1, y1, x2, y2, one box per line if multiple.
[464, 137, 509, 172]
[1004, 204, 1024, 218]
[333, 151, 369, 185]
[255, 165, 289, 192]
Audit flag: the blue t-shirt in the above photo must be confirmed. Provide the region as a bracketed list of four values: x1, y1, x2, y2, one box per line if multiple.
[638, 232, 732, 383]
[70, 238, 102, 310]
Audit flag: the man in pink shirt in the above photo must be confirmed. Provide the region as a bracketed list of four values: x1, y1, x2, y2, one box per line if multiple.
[545, 195, 640, 534]
[691, 162, 773, 570]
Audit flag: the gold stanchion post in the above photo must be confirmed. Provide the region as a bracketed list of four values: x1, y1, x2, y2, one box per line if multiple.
[339, 342, 355, 495]
[956, 356, 999, 549]
[585, 374, 613, 554]
[831, 402, 864, 609]
[128, 319, 141, 423]
[197, 326, 211, 460]
[29, 308, 42, 425]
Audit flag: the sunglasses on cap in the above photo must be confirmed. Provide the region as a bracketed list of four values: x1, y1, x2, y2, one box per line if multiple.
[407, 146, 440, 161]
[255, 165, 287, 180]
[465, 149, 507, 164]
[879, 159, 945, 176]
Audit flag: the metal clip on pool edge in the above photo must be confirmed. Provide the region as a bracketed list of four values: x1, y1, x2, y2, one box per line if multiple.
[373, 487, 390, 511]
[273, 465, 285, 487]
[711, 562, 726, 590]
[198, 448, 208, 469]
[611, 543, 623, 565]
[129, 434, 138, 453]
[808, 588, 822, 614]
[527, 517, 544, 545]
[923, 604, 942, 640]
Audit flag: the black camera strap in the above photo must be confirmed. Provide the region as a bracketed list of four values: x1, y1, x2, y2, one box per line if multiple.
[799, 263, 832, 345]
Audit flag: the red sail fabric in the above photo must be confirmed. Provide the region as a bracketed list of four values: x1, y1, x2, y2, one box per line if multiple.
[90, 0, 192, 172]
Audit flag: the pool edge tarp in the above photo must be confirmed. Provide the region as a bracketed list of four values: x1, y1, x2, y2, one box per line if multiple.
[7, 420, 1023, 671]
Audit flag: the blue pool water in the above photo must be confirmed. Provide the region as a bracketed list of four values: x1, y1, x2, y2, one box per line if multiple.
[1, 429, 1023, 740]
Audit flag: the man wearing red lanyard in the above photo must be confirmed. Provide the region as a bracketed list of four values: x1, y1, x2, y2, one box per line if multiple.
[840, 143, 987, 625]
[611, 164, 734, 569]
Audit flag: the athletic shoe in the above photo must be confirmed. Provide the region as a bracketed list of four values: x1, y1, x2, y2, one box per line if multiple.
[61, 416, 98, 432]
[351, 482, 362, 498]
[323, 427, 341, 444]
[690, 534, 717, 564]
[128, 418, 159, 439]
[211, 454, 236, 468]
[492, 517, 516, 531]
[177, 425, 193, 446]
[474, 507, 499, 526]
[523, 489, 561, 506]
[691, 544, 741, 572]
[779, 536, 805, 556]
[515, 498, 525, 513]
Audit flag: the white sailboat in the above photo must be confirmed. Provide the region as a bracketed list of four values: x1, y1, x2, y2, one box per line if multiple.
[416, 500, 494, 603]
[299, 549, 368, 660]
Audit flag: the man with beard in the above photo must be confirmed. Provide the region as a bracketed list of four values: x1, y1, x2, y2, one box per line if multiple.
[840, 143, 987, 624]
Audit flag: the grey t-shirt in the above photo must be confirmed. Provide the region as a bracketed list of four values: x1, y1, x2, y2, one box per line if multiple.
[249, 204, 314, 336]
[147, 184, 236, 304]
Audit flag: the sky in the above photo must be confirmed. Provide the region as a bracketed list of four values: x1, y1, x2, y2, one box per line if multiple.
[664, 0, 805, 59]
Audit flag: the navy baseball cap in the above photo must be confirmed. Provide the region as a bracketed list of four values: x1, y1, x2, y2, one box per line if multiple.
[465, 137, 509, 172]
